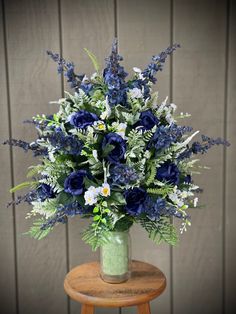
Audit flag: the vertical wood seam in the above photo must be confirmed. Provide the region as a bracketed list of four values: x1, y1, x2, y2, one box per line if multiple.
[114, 0, 117, 38]
[57, 1, 70, 314]
[170, 1, 174, 314]
[1, 0, 19, 313]
[222, 0, 230, 313]
[115, 2, 121, 314]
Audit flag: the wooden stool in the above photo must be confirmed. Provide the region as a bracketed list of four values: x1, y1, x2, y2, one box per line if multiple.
[64, 260, 166, 314]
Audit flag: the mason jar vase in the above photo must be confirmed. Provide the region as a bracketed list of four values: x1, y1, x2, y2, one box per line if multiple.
[100, 230, 131, 283]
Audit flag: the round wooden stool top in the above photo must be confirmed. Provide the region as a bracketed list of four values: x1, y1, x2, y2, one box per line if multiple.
[64, 260, 166, 308]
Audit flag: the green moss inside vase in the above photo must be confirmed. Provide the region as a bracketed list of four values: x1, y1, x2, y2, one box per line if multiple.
[100, 230, 131, 283]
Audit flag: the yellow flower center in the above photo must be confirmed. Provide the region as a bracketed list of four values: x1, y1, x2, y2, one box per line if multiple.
[98, 124, 105, 130]
[102, 187, 109, 196]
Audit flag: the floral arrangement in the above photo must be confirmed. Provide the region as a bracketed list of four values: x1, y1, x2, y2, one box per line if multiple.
[5, 39, 229, 250]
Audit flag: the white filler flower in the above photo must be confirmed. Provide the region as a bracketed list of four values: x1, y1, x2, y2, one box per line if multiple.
[116, 122, 127, 139]
[84, 186, 100, 205]
[130, 87, 143, 99]
[100, 183, 110, 197]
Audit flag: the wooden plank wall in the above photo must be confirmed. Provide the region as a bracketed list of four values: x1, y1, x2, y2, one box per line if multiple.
[0, 2, 17, 314]
[226, 1, 236, 313]
[0, 1, 235, 314]
[118, 1, 172, 313]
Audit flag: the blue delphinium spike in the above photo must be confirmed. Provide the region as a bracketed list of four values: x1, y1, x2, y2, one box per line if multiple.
[103, 38, 128, 106]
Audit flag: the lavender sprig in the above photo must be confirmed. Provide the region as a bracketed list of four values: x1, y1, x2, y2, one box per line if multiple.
[178, 135, 230, 160]
[142, 43, 180, 84]
[47, 51, 85, 90]
[3, 139, 48, 157]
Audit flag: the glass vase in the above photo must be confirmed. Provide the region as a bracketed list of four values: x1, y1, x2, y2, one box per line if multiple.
[100, 230, 131, 283]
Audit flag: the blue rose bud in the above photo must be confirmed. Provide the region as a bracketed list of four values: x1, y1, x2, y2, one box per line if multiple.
[102, 133, 126, 164]
[69, 110, 98, 129]
[124, 187, 147, 216]
[64, 170, 87, 196]
[156, 162, 180, 185]
[136, 109, 159, 130]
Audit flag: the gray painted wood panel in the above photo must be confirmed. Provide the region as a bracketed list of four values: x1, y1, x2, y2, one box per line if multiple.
[0, 2, 17, 313]
[59, 1, 117, 313]
[225, 1, 236, 313]
[4, 1, 68, 314]
[117, 1, 172, 313]
[172, 0, 226, 313]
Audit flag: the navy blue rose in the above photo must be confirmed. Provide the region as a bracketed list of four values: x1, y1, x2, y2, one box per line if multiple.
[156, 162, 180, 185]
[38, 183, 55, 201]
[102, 133, 126, 164]
[64, 170, 87, 196]
[124, 187, 147, 216]
[136, 110, 159, 130]
[69, 110, 98, 129]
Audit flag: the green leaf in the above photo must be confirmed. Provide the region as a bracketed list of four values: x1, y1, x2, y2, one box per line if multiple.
[84, 177, 100, 189]
[10, 181, 37, 193]
[113, 216, 133, 232]
[93, 207, 99, 213]
[57, 192, 73, 205]
[101, 218, 107, 224]
[102, 144, 115, 157]
[84, 48, 100, 73]
[109, 192, 126, 205]
[93, 215, 100, 221]
[57, 174, 67, 186]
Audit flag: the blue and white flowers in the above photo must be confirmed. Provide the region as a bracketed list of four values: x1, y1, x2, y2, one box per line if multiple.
[5, 39, 229, 249]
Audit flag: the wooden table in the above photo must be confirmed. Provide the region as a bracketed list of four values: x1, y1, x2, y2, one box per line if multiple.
[64, 260, 166, 314]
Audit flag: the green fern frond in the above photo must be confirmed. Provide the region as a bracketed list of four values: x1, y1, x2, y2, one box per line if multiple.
[31, 198, 58, 218]
[146, 163, 156, 186]
[24, 219, 52, 240]
[132, 159, 146, 174]
[139, 216, 178, 246]
[69, 90, 90, 109]
[148, 183, 174, 197]
[143, 129, 156, 143]
[121, 112, 140, 125]
[82, 224, 110, 251]
[127, 95, 142, 113]
[147, 188, 161, 194]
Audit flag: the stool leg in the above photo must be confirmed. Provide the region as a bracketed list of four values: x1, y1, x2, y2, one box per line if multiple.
[137, 302, 151, 314]
[81, 304, 94, 314]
